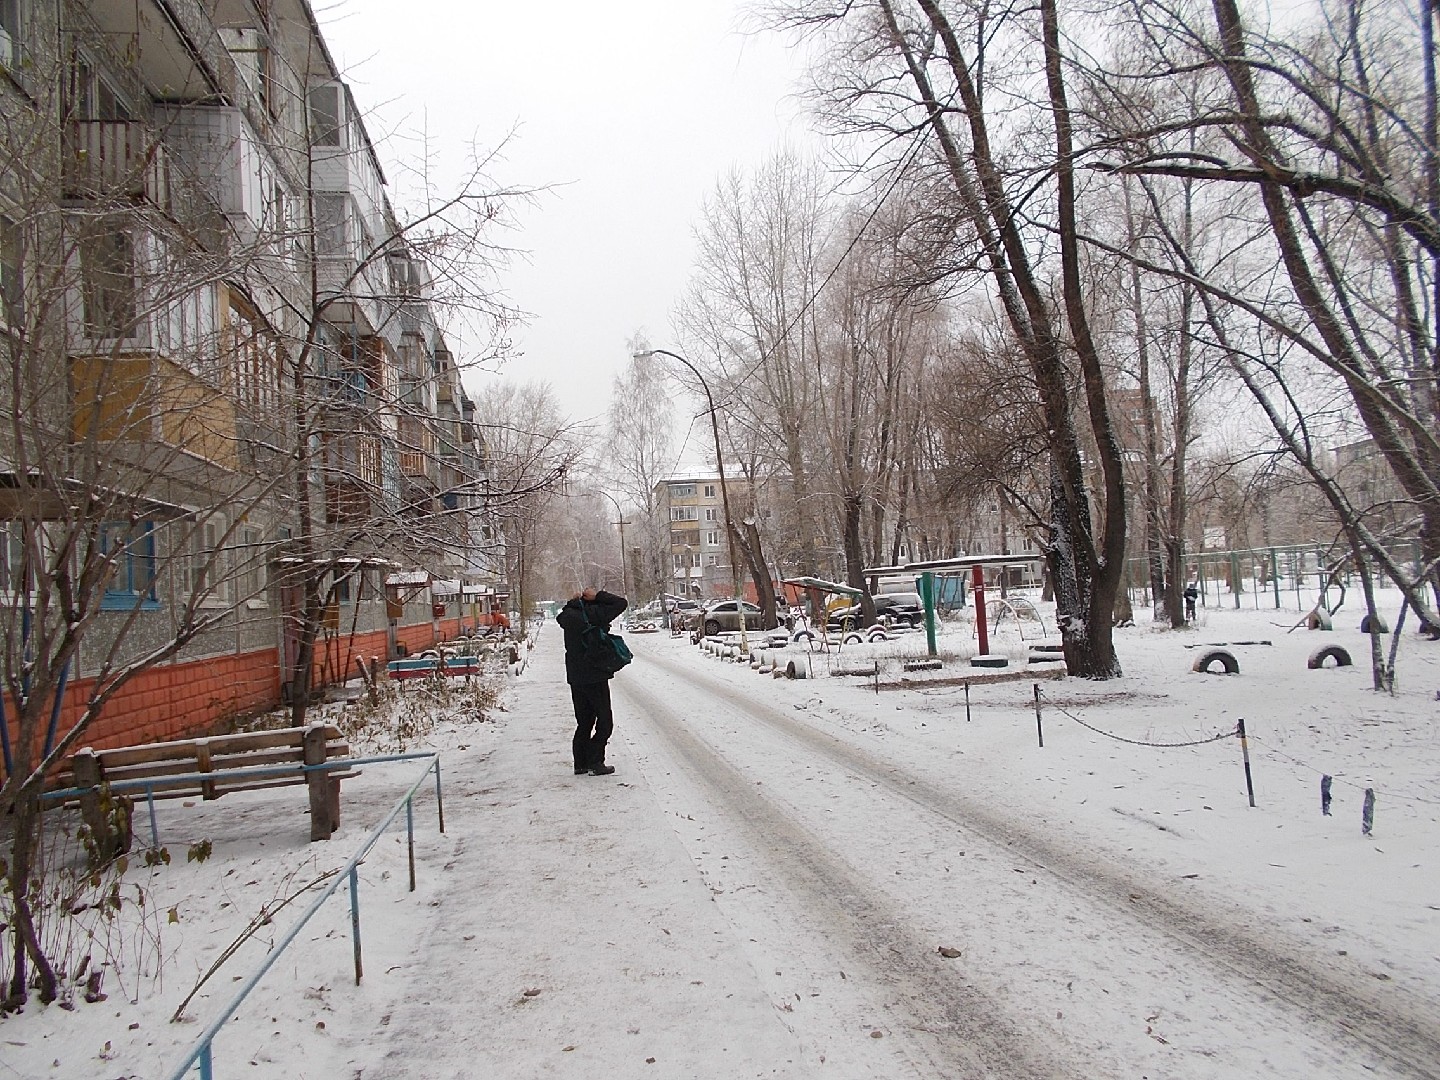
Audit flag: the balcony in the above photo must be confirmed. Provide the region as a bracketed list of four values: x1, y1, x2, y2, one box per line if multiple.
[63, 121, 172, 210]
[71, 353, 238, 469]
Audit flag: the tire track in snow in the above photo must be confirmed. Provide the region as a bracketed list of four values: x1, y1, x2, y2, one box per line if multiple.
[629, 648, 1440, 1080]
[619, 672, 1076, 1080]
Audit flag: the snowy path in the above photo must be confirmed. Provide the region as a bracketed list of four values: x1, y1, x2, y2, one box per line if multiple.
[615, 636, 1440, 1079]
[6, 612, 1437, 1080]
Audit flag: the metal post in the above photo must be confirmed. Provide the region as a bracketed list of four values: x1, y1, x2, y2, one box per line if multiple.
[964, 680, 971, 723]
[1237, 718, 1256, 808]
[1270, 548, 1280, 609]
[920, 571, 937, 657]
[406, 798, 416, 892]
[433, 758, 445, 833]
[972, 565, 989, 656]
[348, 865, 363, 985]
[1033, 683, 1044, 748]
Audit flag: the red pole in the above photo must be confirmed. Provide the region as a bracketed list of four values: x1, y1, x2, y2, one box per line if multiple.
[973, 565, 989, 655]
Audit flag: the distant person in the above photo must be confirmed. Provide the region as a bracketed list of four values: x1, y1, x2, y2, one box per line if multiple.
[556, 586, 628, 776]
[1183, 582, 1199, 622]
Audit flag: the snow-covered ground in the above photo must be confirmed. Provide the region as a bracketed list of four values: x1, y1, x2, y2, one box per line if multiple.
[2, 596, 1437, 1079]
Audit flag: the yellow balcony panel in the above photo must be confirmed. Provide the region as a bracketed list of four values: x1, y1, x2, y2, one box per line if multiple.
[72, 353, 238, 469]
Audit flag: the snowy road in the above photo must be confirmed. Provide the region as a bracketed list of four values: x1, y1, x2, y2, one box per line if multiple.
[616, 637, 1440, 1079]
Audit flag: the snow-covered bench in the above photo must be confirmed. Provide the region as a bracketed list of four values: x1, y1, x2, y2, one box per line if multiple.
[55, 723, 356, 857]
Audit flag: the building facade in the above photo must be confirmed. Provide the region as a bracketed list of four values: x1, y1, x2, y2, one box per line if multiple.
[0, 0, 500, 756]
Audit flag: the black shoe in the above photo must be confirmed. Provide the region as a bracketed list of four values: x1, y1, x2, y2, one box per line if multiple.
[589, 764, 616, 776]
[574, 766, 588, 775]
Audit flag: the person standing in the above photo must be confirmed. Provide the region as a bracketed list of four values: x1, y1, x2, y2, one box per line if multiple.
[1183, 582, 1199, 623]
[556, 586, 628, 775]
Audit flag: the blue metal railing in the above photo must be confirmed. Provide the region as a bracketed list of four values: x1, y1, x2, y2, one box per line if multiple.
[154, 752, 444, 1080]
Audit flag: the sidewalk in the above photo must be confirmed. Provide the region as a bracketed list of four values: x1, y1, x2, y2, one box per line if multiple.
[350, 630, 814, 1079]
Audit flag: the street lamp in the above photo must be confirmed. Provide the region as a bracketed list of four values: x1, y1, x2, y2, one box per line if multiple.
[596, 490, 630, 596]
[634, 347, 749, 654]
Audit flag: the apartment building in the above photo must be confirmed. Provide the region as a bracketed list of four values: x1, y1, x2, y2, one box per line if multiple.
[0, 0, 499, 757]
[654, 474, 740, 599]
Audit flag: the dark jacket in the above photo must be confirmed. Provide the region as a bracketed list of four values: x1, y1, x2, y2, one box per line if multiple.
[556, 590, 628, 685]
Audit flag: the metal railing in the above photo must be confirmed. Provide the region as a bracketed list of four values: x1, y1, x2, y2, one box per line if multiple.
[148, 751, 445, 1080]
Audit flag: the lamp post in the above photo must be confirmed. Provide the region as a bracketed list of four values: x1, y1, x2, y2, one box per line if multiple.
[597, 490, 630, 596]
[634, 348, 749, 654]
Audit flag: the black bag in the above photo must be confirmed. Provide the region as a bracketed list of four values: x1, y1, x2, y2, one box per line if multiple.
[581, 605, 632, 674]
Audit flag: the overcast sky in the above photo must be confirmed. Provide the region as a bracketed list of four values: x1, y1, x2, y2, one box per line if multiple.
[317, 0, 818, 432]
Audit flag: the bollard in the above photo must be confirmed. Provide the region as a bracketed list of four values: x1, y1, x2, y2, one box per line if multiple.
[1237, 718, 1256, 807]
[1033, 683, 1044, 747]
[1362, 787, 1375, 835]
[964, 681, 971, 723]
[1321, 774, 1332, 816]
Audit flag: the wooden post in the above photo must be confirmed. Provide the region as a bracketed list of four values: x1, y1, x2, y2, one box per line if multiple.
[304, 724, 336, 841]
[73, 749, 131, 860]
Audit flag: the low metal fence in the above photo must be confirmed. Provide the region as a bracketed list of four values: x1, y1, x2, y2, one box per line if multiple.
[144, 751, 446, 1080]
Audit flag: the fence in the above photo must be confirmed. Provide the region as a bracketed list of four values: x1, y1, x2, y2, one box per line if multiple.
[1125, 540, 1425, 613]
[162, 751, 444, 1080]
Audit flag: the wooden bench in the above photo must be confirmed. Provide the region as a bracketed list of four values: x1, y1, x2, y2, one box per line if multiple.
[57, 723, 356, 853]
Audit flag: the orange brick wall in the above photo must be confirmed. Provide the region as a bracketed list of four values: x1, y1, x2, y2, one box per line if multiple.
[28, 648, 282, 753]
[7, 618, 466, 758]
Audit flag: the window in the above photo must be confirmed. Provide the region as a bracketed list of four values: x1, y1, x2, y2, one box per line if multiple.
[332, 569, 351, 604]
[671, 484, 694, 498]
[1, 0, 22, 69]
[228, 298, 282, 412]
[0, 214, 21, 326]
[80, 227, 136, 336]
[670, 506, 697, 521]
[705, 531, 720, 546]
[176, 518, 228, 604]
[314, 193, 348, 257]
[308, 85, 342, 146]
[238, 526, 267, 605]
[708, 555, 719, 567]
[703, 484, 715, 497]
[0, 522, 33, 596]
[100, 521, 158, 610]
[704, 508, 717, 521]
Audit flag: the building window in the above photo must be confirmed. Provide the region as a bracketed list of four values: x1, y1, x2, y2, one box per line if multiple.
[704, 508, 717, 521]
[314, 193, 348, 257]
[672, 484, 694, 498]
[0, 0, 22, 69]
[670, 506, 697, 521]
[100, 521, 158, 610]
[0, 213, 21, 326]
[308, 85, 343, 146]
[228, 298, 282, 412]
[705, 531, 720, 546]
[0, 521, 34, 597]
[707, 555, 719, 567]
[703, 484, 715, 497]
[177, 518, 229, 605]
[236, 526, 267, 606]
[80, 227, 136, 336]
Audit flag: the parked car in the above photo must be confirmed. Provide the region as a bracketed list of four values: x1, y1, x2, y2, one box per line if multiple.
[666, 598, 701, 629]
[690, 599, 769, 635]
[828, 592, 926, 630]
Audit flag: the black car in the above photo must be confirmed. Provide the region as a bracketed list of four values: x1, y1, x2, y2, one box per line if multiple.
[828, 592, 926, 629]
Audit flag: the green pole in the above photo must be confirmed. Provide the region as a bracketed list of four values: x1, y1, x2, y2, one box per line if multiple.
[920, 572, 937, 658]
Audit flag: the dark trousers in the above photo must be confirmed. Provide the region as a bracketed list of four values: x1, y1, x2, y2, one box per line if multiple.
[570, 681, 614, 769]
